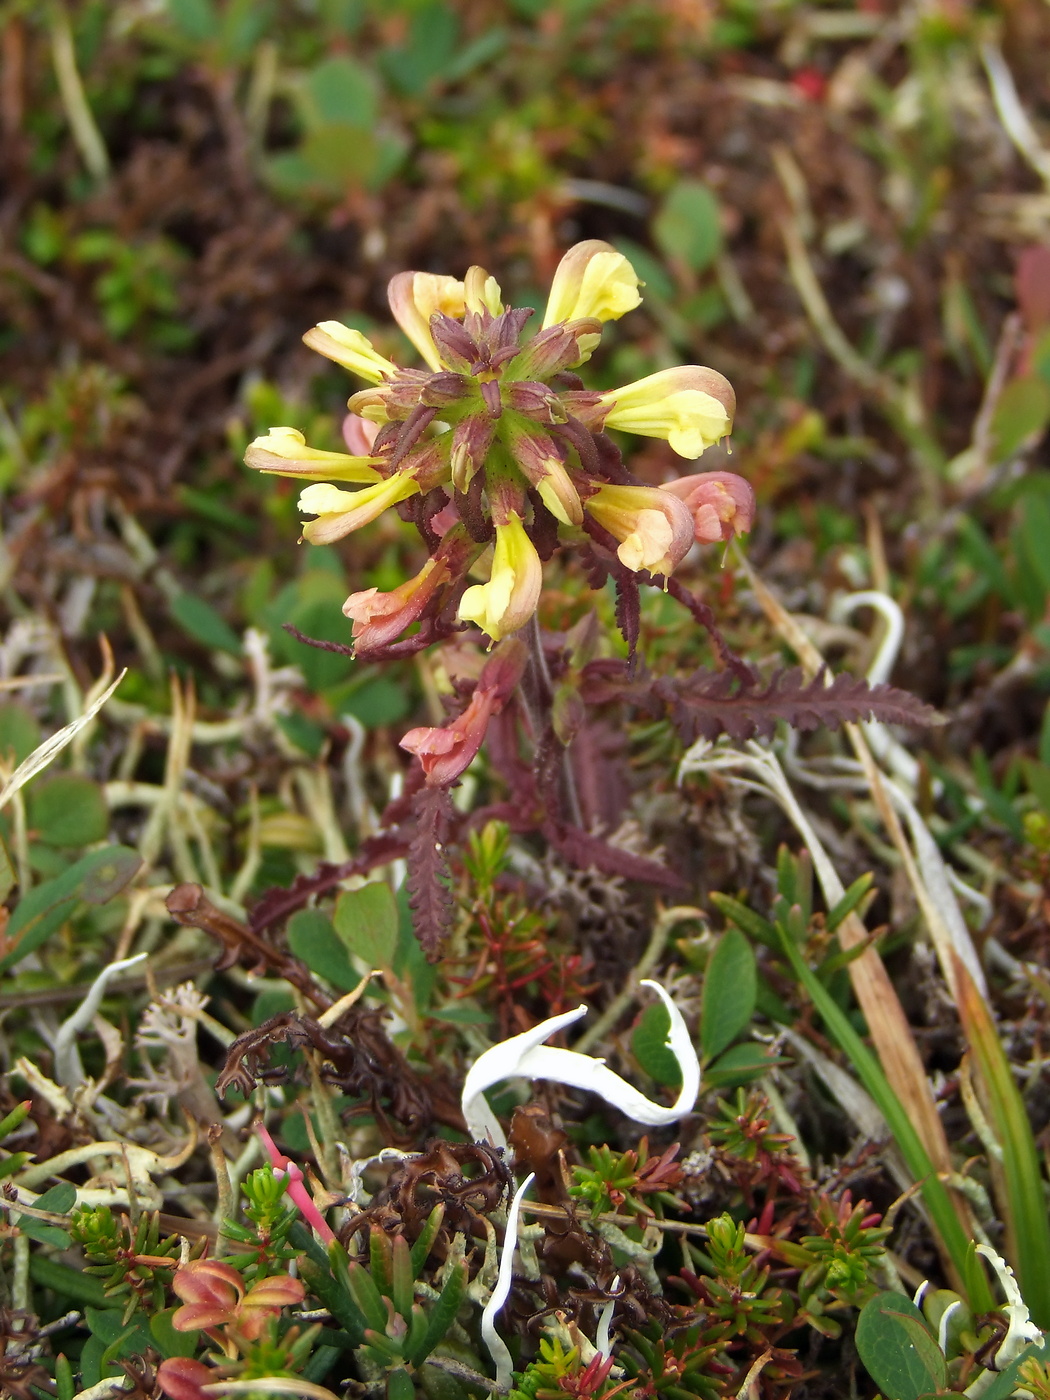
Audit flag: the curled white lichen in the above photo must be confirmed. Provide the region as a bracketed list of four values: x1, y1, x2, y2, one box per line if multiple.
[461, 980, 700, 1148]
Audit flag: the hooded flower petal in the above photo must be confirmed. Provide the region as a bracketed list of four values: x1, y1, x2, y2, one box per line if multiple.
[298, 473, 421, 545]
[245, 427, 382, 482]
[464, 264, 503, 316]
[462, 982, 700, 1148]
[302, 322, 396, 382]
[343, 412, 381, 454]
[662, 470, 756, 543]
[343, 558, 449, 651]
[400, 639, 526, 786]
[507, 422, 583, 526]
[458, 512, 542, 641]
[388, 272, 468, 371]
[598, 366, 735, 458]
[542, 240, 642, 329]
[585, 483, 694, 576]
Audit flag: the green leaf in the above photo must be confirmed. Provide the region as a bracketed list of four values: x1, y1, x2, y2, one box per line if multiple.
[390, 1234, 413, 1318]
[855, 1292, 947, 1400]
[381, 2, 459, 95]
[55, 1353, 74, 1400]
[709, 891, 778, 948]
[0, 703, 42, 764]
[369, 1226, 393, 1300]
[0, 832, 13, 905]
[33, 1182, 76, 1214]
[703, 1041, 778, 1087]
[405, 1260, 467, 1366]
[701, 928, 756, 1059]
[409, 1205, 445, 1277]
[85, 1307, 150, 1351]
[218, 0, 271, 62]
[28, 774, 108, 847]
[16, 1208, 71, 1247]
[0, 1100, 31, 1141]
[632, 999, 682, 1089]
[286, 909, 360, 991]
[29, 1255, 110, 1307]
[0, 846, 141, 974]
[346, 1260, 389, 1331]
[169, 591, 243, 655]
[428, 1003, 491, 1025]
[991, 378, 1050, 459]
[290, 1229, 365, 1345]
[334, 881, 399, 970]
[150, 1308, 199, 1359]
[653, 180, 723, 273]
[165, 0, 219, 41]
[275, 711, 325, 757]
[826, 872, 875, 931]
[338, 676, 410, 728]
[301, 56, 379, 127]
[956, 970, 1050, 1327]
[1017, 492, 1050, 604]
[386, 1369, 415, 1400]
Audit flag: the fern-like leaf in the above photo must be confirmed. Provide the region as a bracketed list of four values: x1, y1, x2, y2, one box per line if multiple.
[662, 667, 940, 743]
[407, 784, 456, 959]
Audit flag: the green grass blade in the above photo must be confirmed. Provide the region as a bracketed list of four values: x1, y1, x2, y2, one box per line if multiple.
[776, 926, 985, 1306]
[956, 960, 1050, 1327]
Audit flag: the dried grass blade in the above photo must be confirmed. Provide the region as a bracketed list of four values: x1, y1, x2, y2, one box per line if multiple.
[0, 668, 125, 812]
[737, 553, 970, 1266]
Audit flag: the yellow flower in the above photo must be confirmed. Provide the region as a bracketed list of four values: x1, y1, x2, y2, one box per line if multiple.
[542, 240, 642, 330]
[458, 513, 542, 641]
[301, 322, 396, 382]
[298, 473, 421, 545]
[388, 272, 468, 370]
[598, 366, 735, 459]
[535, 455, 583, 526]
[244, 427, 382, 481]
[585, 483, 694, 576]
[463, 265, 504, 316]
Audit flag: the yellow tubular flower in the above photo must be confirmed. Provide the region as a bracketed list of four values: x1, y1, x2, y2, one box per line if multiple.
[458, 513, 542, 642]
[388, 272, 468, 371]
[463, 265, 503, 315]
[245, 427, 382, 481]
[585, 483, 694, 576]
[535, 456, 583, 526]
[298, 474, 421, 545]
[301, 323, 397, 382]
[541, 240, 642, 329]
[598, 366, 735, 459]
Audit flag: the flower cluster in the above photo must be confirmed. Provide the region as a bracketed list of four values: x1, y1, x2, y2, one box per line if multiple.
[169, 1257, 305, 1355]
[246, 242, 748, 647]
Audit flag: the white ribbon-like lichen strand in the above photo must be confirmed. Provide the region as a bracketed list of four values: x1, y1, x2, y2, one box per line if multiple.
[481, 1172, 536, 1392]
[461, 981, 700, 1147]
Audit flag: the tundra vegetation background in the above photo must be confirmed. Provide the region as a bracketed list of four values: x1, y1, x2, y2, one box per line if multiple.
[1, 2, 1050, 1400]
